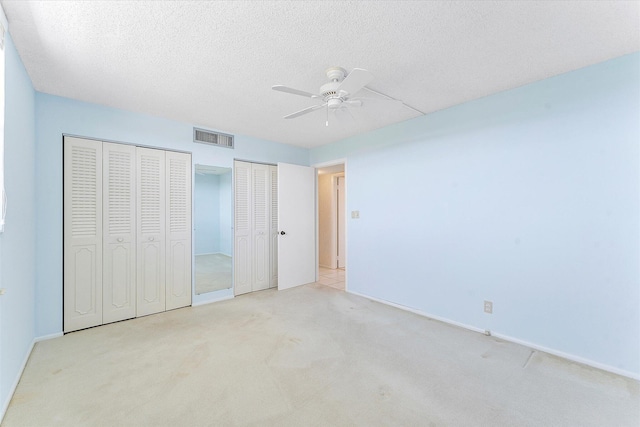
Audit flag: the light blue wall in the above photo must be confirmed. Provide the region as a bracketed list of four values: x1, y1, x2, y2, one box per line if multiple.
[193, 170, 232, 256]
[194, 173, 220, 255]
[219, 171, 233, 256]
[311, 53, 640, 376]
[0, 33, 36, 414]
[34, 93, 309, 335]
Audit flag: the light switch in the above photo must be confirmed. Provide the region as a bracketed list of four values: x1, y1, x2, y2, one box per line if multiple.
[351, 210, 360, 219]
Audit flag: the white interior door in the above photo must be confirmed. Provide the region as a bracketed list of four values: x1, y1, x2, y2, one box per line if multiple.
[277, 163, 316, 290]
[136, 147, 166, 316]
[103, 142, 136, 324]
[269, 166, 278, 288]
[165, 151, 192, 310]
[337, 175, 345, 269]
[251, 163, 270, 291]
[234, 161, 252, 295]
[64, 137, 103, 332]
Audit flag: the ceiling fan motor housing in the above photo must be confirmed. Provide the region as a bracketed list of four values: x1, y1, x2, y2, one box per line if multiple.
[321, 81, 345, 109]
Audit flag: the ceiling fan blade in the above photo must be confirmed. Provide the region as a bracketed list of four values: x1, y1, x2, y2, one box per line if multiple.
[272, 85, 322, 99]
[336, 68, 374, 96]
[284, 103, 327, 119]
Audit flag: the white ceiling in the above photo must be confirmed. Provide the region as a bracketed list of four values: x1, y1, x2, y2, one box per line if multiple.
[2, 1, 638, 148]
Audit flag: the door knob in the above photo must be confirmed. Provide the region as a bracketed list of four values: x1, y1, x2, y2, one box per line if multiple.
[117, 238, 123, 242]
[280, 231, 286, 235]
[149, 236, 155, 241]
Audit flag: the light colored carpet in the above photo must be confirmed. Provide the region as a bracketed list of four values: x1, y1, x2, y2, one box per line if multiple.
[195, 253, 232, 294]
[3, 284, 638, 426]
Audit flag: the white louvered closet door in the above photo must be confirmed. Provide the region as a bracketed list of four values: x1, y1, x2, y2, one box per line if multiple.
[252, 163, 270, 291]
[269, 165, 278, 288]
[234, 161, 278, 295]
[234, 161, 252, 295]
[64, 137, 103, 332]
[102, 142, 137, 324]
[165, 151, 192, 310]
[136, 147, 166, 317]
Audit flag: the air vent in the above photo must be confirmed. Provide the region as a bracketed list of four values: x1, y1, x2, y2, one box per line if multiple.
[193, 128, 234, 149]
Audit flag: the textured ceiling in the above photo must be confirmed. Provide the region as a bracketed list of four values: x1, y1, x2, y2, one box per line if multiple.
[2, 1, 639, 148]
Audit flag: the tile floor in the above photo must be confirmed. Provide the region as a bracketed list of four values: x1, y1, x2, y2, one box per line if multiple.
[317, 266, 345, 290]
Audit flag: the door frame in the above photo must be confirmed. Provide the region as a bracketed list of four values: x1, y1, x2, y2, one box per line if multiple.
[322, 173, 344, 270]
[335, 174, 345, 269]
[313, 158, 348, 290]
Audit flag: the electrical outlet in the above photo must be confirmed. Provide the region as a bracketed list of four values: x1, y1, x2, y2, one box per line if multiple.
[484, 300, 493, 314]
[351, 210, 360, 219]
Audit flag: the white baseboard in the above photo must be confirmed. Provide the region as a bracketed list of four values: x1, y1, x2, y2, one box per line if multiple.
[35, 332, 63, 342]
[347, 290, 639, 381]
[348, 290, 485, 334]
[192, 294, 234, 307]
[1, 340, 34, 424]
[1, 330, 63, 423]
[490, 332, 640, 381]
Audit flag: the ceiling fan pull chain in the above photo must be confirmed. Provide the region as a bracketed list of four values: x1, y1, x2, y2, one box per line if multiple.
[326, 103, 329, 127]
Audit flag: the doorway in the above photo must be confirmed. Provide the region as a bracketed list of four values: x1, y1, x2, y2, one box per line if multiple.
[316, 162, 346, 290]
[194, 164, 233, 295]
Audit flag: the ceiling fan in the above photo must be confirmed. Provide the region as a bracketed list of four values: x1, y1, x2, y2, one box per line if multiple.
[273, 67, 397, 126]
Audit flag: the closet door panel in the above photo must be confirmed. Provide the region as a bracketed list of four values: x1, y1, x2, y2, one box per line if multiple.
[269, 166, 278, 288]
[252, 164, 270, 291]
[103, 142, 137, 324]
[136, 147, 166, 316]
[234, 161, 252, 295]
[64, 137, 103, 332]
[165, 151, 192, 310]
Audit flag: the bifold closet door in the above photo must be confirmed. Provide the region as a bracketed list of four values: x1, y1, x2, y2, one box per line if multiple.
[252, 163, 270, 292]
[165, 151, 192, 310]
[65, 139, 192, 329]
[269, 166, 278, 288]
[136, 147, 166, 317]
[64, 137, 103, 333]
[234, 161, 278, 295]
[103, 142, 137, 324]
[234, 161, 252, 295]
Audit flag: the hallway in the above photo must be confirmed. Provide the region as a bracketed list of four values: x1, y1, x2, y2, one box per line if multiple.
[316, 267, 345, 290]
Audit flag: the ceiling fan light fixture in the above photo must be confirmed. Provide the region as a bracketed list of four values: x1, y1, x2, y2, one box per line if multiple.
[327, 98, 342, 109]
